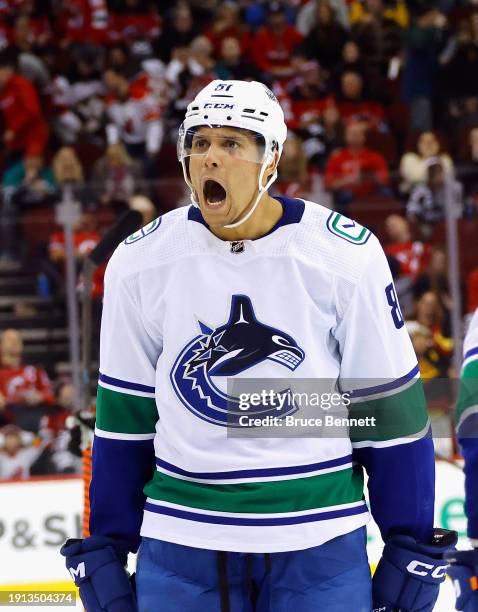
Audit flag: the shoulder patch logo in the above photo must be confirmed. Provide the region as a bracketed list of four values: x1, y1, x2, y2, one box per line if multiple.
[326, 212, 371, 245]
[124, 217, 161, 245]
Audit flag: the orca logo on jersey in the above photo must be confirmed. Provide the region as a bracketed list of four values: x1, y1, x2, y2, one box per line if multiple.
[170, 295, 305, 427]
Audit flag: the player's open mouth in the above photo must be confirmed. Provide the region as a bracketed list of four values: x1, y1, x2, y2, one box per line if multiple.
[203, 179, 227, 208]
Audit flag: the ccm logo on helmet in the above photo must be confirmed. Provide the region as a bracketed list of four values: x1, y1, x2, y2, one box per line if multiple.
[406, 560, 448, 579]
[204, 103, 234, 109]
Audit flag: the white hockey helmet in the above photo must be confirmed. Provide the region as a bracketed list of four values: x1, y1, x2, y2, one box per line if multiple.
[177, 79, 287, 228]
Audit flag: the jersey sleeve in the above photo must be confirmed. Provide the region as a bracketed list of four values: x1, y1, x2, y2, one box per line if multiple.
[334, 235, 434, 542]
[89, 247, 161, 557]
[456, 308, 478, 543]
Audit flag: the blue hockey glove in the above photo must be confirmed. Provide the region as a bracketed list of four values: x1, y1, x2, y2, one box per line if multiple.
[445, 549, 478, 611]
[60, 535, 137, 612]
[372, 528, 457, 612]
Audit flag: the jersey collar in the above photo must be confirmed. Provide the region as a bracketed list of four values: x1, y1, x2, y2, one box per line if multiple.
[187, 196, 305, 238]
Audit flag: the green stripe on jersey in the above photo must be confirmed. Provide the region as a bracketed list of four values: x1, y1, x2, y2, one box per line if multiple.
[144, 466, 364, 514]
[456, 360, 478, 423]
[96, 385, 157, 434]
[350, 379, 428, 443]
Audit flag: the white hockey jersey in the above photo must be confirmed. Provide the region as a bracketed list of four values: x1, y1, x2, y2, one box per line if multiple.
[91, 197, 432, 554]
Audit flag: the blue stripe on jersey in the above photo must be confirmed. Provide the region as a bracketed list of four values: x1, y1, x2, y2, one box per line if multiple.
[464, 346, 478, 361]
[352, 428, 434, 542]
[350, 364, 419, 399]
[144, 501, 368, 526]
[155, 454, 352, 480]
[187, 197, 305, 234]
[99, 372, 155, 394]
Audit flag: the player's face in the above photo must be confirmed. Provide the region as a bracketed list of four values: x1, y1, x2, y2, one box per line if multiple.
[188, 127, 265, 227]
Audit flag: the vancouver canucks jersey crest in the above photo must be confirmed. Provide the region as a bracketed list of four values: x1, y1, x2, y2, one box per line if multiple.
[170, 295, 305, 426]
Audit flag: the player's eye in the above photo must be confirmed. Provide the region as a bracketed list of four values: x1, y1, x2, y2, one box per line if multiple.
[223, 139, 240, 151]
[192, 138, 209, 151]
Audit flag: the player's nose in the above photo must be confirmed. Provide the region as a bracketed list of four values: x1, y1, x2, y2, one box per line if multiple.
[203, 142, 222, 167]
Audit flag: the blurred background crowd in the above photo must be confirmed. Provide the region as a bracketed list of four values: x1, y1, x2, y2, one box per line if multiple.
[1, 0, 477, 479]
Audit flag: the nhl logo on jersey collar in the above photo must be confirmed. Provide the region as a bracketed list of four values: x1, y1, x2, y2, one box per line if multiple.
[230, 241, 245, 253]
[326, 212, 371, 245]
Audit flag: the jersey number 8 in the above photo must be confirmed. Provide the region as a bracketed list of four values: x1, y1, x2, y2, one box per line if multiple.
[385, 283, 404, 330]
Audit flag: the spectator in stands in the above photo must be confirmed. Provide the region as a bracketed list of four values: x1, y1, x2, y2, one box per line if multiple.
[188, 36, 218, 77]
[459, 126, 478, 214]
[414, 246, 450, 301]
[251, 2, 303, 82]
[440, 15, 478, 112]
[109, 0, 161, 62]
[286, 59, 327, 123]
[155, 2, 199, 63]
[350, 0, 406, 79]
[313, 103, 344, 169]
[204, 2, 251, 60]
[0, 48, 49, 166]
[285, 61, 341, 167]
[214, 37, 260, 82]
[286, 63, 344, 169]
[13, 0, 52, 50]
[103, 66, 164, 177]
[105, 43, 137, 79]
[48, 212, 101, 265]
[48, 48, 106, 147]
[412, 290, 453, 362]
[413, 246, 458, 337]
[48, 209, 105, 299]
[302, 0, 348, 72]
[0, 424, 49, 480]
[288, 60, 329, 103]
[406, 321, 449, 379]
[51, 147, 96, 210]
[10, 16, 51, 89]
[406, 158, 463, 236]
[333, 70, 387, 130]
[332, 41, 371, 95]
[0, 328, 55, 432]
[40, 382, 81, 475]
[0, 154, 56, 262]
[3, 154, 55, 202]
[384, 214, 431, 279]
[400, 131, 453, 193]
[296, 0, 349, 35]
[401, 8, 448, 131]
[91, 143, 146, 211]
[384, 214, 430, 316]
[275, 134, 311, 199]
[54, 0, 110, 48]
[324, 120, 391, 212]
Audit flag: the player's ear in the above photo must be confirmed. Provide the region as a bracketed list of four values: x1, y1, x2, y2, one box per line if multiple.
[261, 151, 280, 188]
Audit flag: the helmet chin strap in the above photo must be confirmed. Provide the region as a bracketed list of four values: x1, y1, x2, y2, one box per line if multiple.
[222, 159, 276, 230]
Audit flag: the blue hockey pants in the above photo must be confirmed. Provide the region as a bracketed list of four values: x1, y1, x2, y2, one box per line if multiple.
[136, 526, 372, 611]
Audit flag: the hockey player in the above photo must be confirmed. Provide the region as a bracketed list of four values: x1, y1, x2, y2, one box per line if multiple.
[446, 309, 478, 611]
[61, 80, 456, 611]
